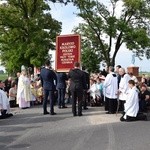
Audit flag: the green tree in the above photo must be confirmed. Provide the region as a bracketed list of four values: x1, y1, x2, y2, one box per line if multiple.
[0, 0, 61, 74]
[73, 24, 101, 73]
[73, 0, 150, 67]
[82, 38, 100, 73]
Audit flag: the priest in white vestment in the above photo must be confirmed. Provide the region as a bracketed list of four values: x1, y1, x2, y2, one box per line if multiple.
[103, 66, 118, 114]
[17, 69, 31, 109]
[120, 80, 139, 121]
[118, 68, 131, 111]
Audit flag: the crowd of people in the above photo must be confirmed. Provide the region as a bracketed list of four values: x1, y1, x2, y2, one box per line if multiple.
[0, 61, 150, 121]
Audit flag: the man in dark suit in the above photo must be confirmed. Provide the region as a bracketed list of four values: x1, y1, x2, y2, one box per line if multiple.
[40, 60, 57, 115]
[56, 72, 68, 109]
[68, 62, 87, 116]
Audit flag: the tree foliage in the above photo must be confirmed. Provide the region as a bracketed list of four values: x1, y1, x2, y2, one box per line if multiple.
[81, 36, 100, 73]
[0, 0, 61, 74]
[73, 0, 150, 68]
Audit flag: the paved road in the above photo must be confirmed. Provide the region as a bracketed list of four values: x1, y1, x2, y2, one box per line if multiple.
[0, 105, 150, 150]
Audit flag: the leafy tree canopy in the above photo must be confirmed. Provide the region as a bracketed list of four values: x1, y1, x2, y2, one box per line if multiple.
[0, 0, 61, 74]
[73, 0, 150, 68]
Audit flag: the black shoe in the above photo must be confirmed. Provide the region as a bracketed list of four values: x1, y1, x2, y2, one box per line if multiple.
[50, 112, 57, 115]
[62, 106, 67, 108]
[144, 116, 148, 121]
[7, 113, 13, 117]
[78, 114, 83, 116]
[120, 116, 126, 122]
[22, 107, 29, 109]
[83, 107, 88, 110]
[106, 112, 110, 114]
[73, 114, 77, 117]
[0, 113, 13, 119]
[43, 111, 49, 115]
[106, 112, 114, 114]
[58, 106, 61, 109]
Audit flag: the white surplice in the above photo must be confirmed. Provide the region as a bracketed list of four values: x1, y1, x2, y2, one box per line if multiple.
[17, 75, 31, 108]
[0, 89, 10, 115]
[124, 86, 139, 119]
[119, 74, 131, 101]
[103, 72, 118, 99]
[131, 76, 138, 83]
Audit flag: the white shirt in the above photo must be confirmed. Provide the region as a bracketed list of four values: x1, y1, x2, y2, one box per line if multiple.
[103, 72, 118, 99]
[119, 74, 131, 101]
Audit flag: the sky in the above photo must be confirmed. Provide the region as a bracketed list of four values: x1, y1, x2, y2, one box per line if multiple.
[0, 0, 150, 72]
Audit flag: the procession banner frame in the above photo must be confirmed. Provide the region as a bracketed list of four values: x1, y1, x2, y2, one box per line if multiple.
[55, 34, 81, 72]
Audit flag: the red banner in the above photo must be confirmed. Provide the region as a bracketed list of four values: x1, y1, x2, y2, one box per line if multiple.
[55, 34, 81, 72]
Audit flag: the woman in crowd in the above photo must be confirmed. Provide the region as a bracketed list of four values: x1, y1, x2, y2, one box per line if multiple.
[30, 80, 37, 105]
[36, 81, 43, 104]
[141, 74, 147, 84]
[139, 84, 150, 112]
[65, 79, 71, 104]
[9, 82, 17, 108]
[96, 77, 104, 105]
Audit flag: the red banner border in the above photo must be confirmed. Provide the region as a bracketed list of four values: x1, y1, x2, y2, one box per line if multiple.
[55, 34, 81, 72]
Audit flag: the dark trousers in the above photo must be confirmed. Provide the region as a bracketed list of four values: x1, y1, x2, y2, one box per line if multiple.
[108, 98, 117, 113]
[83, 90, 88, 109]
[43, 89, 55, 113]
[119, 100, 125, 111]
[139, 100, 147, 112]
[57, 88, 66, 107]
[105, 97, 117, 113]
[9, 100, 16, 108]
[105, 97, 109, 111]
[71, 90, 83, 116]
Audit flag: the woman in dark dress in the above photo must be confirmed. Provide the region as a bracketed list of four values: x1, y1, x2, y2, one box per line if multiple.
[139, 84, 150, 112]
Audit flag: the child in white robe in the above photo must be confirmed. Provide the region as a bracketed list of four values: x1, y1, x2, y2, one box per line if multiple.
[0, 81, 13, 119]
[120, 80, 141, 121]
[88, 79, 101, 106]
[88, 79, 101, 100]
